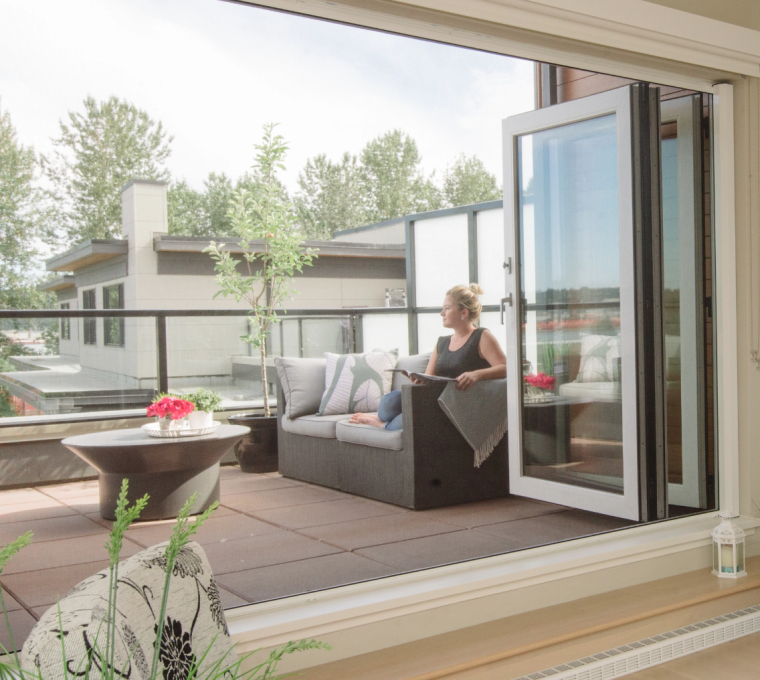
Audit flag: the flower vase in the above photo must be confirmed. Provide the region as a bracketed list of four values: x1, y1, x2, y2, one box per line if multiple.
[187, 411, 213, 429]
[157, 415, 187, 432]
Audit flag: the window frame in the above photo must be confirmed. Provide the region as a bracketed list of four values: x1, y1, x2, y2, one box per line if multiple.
[82, 289, 97, 346]
[103, 283, 125, 348]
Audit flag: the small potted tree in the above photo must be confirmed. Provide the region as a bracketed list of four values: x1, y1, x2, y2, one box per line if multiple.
[204, 124, 314, 472]
[186, 388, 224, 429]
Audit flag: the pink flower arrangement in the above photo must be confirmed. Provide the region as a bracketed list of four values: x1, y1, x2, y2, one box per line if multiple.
[147, 396, 195, 420]
[524, 372, 555, 391]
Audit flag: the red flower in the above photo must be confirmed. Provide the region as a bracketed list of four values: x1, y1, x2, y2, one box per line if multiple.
[524, 372, 555, 390]
[147, 397, 194, 419]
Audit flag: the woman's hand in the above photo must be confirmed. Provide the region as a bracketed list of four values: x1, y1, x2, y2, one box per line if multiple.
[409, 374, 425, 385]
[456, 371, 479, 391]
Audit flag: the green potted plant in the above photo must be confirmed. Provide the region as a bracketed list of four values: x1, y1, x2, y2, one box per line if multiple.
[186, 388, 224, 429]
[204, 123, 314, 472]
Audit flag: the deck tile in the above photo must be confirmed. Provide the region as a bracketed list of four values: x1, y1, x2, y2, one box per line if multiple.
[475, 509, 634, 545]
[0, 560, 111, 608]
[203, 531, 342, 575]
[0, 488, 51, 505]
[355, 530, 523, 570]
[250, 498, 403, 530]
[0, 609, 37, 653]
[297, 513, 463, 550]
[217, 552, 397, 603]
[0, 514, 108, 545]
[418, 496, 568, 528]
[220, 475, 298, 495]
[220, 485, 346, 513]
[0, 499, 77, 524]
[1, 534, 141, 575]
[126, 513, 279, 548]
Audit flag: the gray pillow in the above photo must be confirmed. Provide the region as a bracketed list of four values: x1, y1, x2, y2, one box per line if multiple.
[392, 352, 432, 391]
[275, 357, 327, 419]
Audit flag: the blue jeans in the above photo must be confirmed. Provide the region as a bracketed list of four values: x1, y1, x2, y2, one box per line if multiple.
[378, 390, 403, 431]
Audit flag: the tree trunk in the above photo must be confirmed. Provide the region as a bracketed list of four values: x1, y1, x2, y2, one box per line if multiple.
[260, 339, 270, 417]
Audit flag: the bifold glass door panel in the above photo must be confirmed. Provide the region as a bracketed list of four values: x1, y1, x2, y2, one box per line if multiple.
[660, 95, 708, 509]
[503, 86, 641, 521]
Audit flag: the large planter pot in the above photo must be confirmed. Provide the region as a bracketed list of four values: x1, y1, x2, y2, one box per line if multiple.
[228, 413, 278, 473]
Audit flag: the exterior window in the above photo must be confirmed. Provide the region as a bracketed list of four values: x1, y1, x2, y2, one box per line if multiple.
[60, 303, 70, 340]
[103, 284, 124, 347]
[82, 289, 96, 345]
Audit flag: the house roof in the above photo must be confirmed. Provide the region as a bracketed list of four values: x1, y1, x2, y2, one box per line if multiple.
[46, 239, 128, 273]
[36, 275, 76, 292]
[152, 235, 405, 259]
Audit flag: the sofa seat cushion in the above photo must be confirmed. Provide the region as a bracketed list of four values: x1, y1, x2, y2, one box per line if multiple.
[559, 380, 622, 402]
[282, 413, 358, 438]
[336, 421, 404, 451]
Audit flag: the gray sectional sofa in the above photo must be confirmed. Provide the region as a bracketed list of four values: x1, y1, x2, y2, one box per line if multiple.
[275, 354, 509, 510]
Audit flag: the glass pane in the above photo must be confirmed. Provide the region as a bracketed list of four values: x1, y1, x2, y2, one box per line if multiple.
[476, 208, 506, 305]
[361, 313, 409, 356]
[479, 312, 506, 353]
[281, 319, 300, 357]
[166, 316, 261, 408]
[0, 316, 156, 418]
[518, 114, 624, 494]
[661, 135, 683, 486]
[417, 313, 450, 355]
[414, 214, 469, 307]
[301, 318, 347, 358]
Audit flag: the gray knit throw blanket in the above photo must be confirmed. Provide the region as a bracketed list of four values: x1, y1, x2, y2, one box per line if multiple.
[438, 378, 508, 467]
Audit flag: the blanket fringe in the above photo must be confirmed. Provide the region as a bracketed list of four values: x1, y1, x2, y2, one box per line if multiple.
[474, 417, 508, 468]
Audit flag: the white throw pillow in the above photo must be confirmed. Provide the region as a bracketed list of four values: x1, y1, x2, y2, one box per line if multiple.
[318, 351, 397, 415]
[576, 334, 620, 383]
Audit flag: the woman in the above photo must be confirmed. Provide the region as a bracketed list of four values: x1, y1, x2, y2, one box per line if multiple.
[350, 283, 507, 431]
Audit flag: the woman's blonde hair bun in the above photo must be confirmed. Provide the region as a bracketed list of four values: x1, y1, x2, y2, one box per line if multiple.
[446, 283, 484, 324]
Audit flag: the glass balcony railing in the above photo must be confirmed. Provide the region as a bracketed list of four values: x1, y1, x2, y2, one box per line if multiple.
[0, 308, 411, 423]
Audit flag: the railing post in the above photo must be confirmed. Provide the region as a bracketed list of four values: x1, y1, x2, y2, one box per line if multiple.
[156, 313, 168, 395]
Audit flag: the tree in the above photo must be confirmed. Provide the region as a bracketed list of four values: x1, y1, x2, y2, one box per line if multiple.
[0, 100, 52, 311]
[441, 154, 501, 207]
[168, 173, 236, 238]
[44, 96, 172, 244]
[359, 129, 441, 221]
[295, 153, 366, 240]
[205, 124, 314, 416]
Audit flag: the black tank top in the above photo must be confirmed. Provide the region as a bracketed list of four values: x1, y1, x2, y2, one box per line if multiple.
[435, 327, 491, 378]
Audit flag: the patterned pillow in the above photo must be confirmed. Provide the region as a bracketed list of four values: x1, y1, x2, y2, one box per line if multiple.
[318, 351, 397, 415]
[21, 541, 235, 680]
[576, 334, 621, 383]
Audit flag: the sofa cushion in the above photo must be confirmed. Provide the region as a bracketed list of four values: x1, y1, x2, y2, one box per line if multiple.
[281, 413, 357, 438]
[576, 334, 621, 383]
[21, 541, 234, 680]
[559, 380, 622, 402]
[318, 351, 397, 415]
[275, 357, 327, 419]
[336, 421, 404, 451]
[391, 352, 432, 391]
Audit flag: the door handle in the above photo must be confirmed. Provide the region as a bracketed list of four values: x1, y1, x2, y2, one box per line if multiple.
[500, 294, 513, 324]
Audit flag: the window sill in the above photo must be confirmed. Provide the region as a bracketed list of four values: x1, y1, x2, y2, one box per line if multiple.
[226, 513, 760, 657]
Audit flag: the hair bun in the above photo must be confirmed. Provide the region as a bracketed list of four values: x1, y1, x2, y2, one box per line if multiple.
[469, 283, 484, 296]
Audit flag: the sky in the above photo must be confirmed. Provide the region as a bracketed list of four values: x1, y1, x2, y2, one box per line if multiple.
[0, 0, 535, 194]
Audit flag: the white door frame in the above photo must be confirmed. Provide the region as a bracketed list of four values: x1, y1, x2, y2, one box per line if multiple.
[503, 85, 640, 521]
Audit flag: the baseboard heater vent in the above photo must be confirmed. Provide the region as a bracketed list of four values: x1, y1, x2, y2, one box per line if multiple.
[512, 603, 760, 680]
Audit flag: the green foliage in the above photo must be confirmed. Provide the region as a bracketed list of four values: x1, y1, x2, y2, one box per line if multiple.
[0, 100, 53, 312]
[43, 95, 173, 244]
[186, 388, 223, 413]
[205, 124, 314, 416]
[168, 172, 236, 237]
[295, 152, 366, 240]
[442, 154, 501, 207]
[359, 129, 441, 221]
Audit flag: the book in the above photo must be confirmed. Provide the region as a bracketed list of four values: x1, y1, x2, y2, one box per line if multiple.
[391, 369, 457, 384]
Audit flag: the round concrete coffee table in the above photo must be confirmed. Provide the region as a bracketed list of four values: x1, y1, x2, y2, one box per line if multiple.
[62, 425, 250, 520]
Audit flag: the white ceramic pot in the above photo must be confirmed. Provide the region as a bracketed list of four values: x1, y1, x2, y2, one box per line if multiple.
[157, 415, 189, 431]
[187, 411, 214, 429]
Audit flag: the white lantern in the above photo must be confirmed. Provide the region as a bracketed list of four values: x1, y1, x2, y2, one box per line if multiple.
[711, 515, 746, 579]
